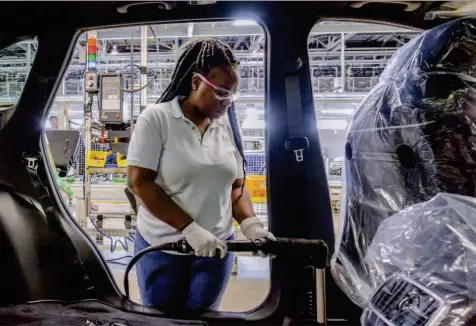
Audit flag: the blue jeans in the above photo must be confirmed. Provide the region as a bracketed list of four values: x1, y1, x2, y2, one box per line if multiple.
[134, 230, 234, 315]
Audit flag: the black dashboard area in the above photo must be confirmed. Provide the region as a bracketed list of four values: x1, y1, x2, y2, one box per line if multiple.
[0, 300, 206, 326]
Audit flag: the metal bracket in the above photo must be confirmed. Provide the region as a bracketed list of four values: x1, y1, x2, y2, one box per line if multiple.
[294, 149, 305, 162]
[117, 1, 177, 13]
[84, 102, 92, 114]
[285, 137, 309, 163]
[350, 1, 421, 12]
[24, 155, 39, 171]
[284, 57, 303, 73]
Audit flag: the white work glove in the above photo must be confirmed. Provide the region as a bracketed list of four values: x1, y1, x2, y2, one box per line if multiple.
[240, 217, 276, 258]
[181, 221, 227, 259]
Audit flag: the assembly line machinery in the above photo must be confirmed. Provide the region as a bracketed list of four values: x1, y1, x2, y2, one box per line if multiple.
[77, 71, 137, 249]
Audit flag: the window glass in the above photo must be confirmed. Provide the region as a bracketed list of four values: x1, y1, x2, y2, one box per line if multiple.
[0, 39, 37, 129]
[307, 21, 421, 233]
[47, 21, 267, 313]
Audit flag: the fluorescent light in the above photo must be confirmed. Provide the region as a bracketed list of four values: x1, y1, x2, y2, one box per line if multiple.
[187, 23, 194, 37]
[242, 119, 265, 129]
[232, 20, 258, 26]
[317, 119, 348, 130]
[110, 45, 119, 55]
[319, 108, 354, 115]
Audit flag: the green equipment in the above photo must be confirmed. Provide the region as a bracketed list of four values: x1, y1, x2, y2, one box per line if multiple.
[45, 137, 74, 199]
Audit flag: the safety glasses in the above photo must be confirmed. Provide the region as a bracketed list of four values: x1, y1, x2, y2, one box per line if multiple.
[193, 72, 239, 102]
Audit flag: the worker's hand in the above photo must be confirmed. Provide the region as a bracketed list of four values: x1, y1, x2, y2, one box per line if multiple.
[181, 221, 227, 259]
[240, 217, 276, 258]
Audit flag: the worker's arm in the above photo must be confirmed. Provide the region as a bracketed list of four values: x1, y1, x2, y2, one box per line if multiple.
[231, 178, 255, 224]
[127, 166, 193, 231]
[126, 109, 194, 231]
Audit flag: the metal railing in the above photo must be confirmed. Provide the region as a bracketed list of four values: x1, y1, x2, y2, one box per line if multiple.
[346, 77, 379, 92]
[0, 76, 380, 99]
[0, 82, 25, 98]
[312, 76, 379, 93]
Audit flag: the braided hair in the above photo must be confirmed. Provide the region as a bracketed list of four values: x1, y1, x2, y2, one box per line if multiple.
[158, 38, 247, 202]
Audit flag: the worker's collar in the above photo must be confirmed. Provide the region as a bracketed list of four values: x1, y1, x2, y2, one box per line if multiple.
[169, 96, 225, 128]
[169, 96, 186, 119]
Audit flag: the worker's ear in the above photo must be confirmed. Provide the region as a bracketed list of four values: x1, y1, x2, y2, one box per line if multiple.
[191, 74, 200, 91]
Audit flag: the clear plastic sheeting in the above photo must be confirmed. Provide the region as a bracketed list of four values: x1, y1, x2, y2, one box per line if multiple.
[331, 17, 476, 308]
[363, 193, 476, 325]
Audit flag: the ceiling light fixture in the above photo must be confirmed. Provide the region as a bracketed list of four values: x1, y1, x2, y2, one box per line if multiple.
[317, 119, 348, 130]
[232, 20, 258, 26]
[319, 108, 355, 115]
[110, 45, 119, 55]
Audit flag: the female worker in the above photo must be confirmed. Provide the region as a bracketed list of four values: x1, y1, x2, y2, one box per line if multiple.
[126, 38, 275, 314]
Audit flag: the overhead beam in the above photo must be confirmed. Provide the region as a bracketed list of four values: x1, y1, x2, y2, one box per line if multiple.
[389, 35, 406, 45]
[16, 41, 36, 52]
[324, 37, 340, 50]
[233, 36, 246, 50]
[15, 43, 29, 52]
[72, 48, 397, 62]
[26, 43, 31, 67]
[327, 33, 356, 51]
[0, 52, 394, 72]
[159, 42, 173, 50]
[311, 22, 416, 34]
[78, 25, 261, 41]
[76, 22, 415, 42]
[249, 35, 264, 53]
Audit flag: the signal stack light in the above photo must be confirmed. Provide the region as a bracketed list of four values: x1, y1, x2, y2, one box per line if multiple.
[87, 31, 97, 71]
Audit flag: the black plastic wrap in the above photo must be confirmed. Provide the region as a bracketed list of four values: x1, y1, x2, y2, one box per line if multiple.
[331, 17, 476, 307]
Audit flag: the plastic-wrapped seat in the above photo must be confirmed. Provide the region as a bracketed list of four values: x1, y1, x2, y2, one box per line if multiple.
[331, 17, 476, 307]
[361, 193, 476, 325]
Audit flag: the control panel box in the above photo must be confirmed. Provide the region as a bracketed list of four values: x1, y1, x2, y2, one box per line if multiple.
[99, 73, 123, 124]
[84, 72, 98, 93]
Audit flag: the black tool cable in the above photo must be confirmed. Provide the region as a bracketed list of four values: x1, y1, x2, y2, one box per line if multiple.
[124, 242, 183, 298]
[123, 237, 328, 299]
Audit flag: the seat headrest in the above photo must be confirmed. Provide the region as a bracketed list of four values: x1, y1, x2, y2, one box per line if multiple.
[383, 18, 476, 81]
[0, 105, 16, 130]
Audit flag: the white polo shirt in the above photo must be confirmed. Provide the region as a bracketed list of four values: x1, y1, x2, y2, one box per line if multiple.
[127, 96, 244, 249]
